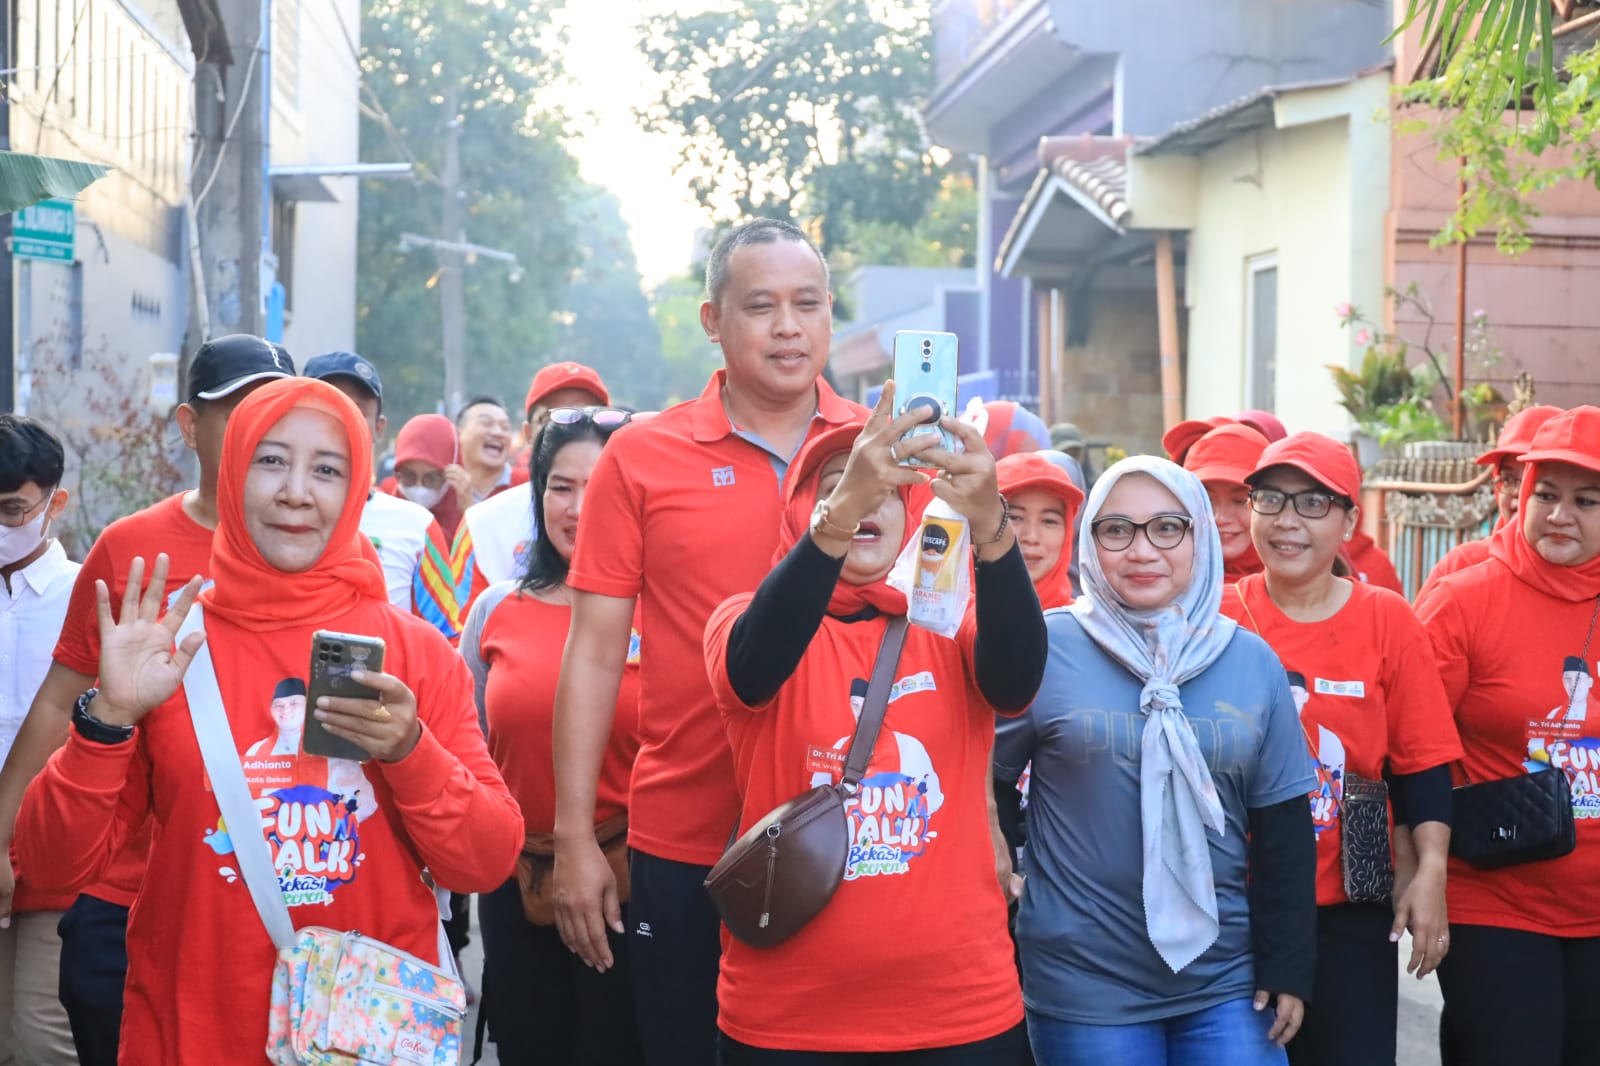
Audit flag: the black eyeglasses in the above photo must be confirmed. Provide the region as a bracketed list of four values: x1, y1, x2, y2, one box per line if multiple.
[547, 406, 632, 429]
[1091, 514, 1193, 552]
[1248, 488, 1350, 520]
[0, 487, 55, 528]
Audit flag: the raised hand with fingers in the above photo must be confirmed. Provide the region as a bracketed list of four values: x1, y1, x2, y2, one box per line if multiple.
[91, 554, 206, 728]
[811, 381, 938, 555]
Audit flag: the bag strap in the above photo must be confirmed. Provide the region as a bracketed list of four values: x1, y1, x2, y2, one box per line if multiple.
[178, 605, 299, 952]
[840, 617, 910, 790]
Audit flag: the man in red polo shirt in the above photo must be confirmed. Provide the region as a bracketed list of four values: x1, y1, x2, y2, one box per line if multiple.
[0, 335, 292, 1065]
[551, 219, 865, 1064]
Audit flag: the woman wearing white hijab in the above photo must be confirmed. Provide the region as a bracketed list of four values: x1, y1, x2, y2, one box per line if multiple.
[994, 456, 1316, 1065]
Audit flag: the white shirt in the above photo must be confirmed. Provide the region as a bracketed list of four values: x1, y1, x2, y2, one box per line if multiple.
[459, 482, 536, 589]
[1, 540, 80, 763]
[358, 491, 435, 612]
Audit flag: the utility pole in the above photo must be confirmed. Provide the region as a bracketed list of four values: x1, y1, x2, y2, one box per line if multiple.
[440, 86, 465, 416]
[193, 0, 270, 343]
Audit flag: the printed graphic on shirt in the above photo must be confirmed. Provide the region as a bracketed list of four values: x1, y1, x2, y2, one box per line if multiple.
[1524, 655, 1600, 820]
[806, 675, 944, 880]
[627, 627, 642, 666]
[1290, 670, 1347, 835]
[202, 676, 379, 906]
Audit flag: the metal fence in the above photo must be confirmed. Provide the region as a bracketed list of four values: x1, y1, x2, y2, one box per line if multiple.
[1362, 441, 1497, 601]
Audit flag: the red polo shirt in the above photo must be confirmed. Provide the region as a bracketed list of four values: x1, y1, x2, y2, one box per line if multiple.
[566, 370, 864, 864]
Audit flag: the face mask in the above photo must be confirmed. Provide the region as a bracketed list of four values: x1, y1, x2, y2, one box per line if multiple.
[0, 504, 51, 568]
[400, 483, 447, 510]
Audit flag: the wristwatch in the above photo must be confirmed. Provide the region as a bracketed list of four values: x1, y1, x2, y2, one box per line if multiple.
[72, 688, 135, 745]
[810, 499, 860, 541]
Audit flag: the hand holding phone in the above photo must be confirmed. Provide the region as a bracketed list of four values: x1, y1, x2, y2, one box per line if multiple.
[304, 631, 420, 763]
[891, 330, 959, 467]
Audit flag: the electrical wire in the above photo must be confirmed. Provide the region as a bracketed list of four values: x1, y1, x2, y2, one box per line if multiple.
[192, 36, 262, 207]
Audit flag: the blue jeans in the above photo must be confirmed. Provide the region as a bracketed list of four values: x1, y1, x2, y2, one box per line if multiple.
[1027, 997, 1287, 1066]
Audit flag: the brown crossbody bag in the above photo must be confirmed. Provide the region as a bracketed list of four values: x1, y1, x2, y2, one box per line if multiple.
[703, 616, 909, 948]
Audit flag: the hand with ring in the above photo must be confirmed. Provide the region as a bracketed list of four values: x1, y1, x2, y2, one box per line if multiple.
[313, 669, 421, 762]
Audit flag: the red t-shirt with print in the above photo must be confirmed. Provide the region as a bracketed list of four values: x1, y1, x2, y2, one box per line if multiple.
[704, 599, 1022, 1052]
[1418, 559, 1600, 936]
[37, 492, 214, 910]
[1222, 575, 1462, 906]
[479, 592, 640, 832]
[567, 370, 864, 865]
[18, 599, 521, 1063]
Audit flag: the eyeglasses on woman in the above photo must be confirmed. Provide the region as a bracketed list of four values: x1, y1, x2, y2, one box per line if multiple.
[1091, 514, 1193, 552]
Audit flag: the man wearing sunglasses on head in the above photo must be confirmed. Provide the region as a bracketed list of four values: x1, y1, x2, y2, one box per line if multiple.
[453, 363, 615, 617]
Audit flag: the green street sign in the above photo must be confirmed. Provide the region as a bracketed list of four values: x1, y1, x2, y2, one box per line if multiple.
[13, 198, 75, 262]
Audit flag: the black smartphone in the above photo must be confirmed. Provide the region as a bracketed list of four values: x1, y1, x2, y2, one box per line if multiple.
[303, 630, 387, 763]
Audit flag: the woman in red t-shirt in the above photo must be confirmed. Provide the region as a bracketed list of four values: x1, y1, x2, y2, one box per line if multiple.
[703, 388, 1046, 1062]
[1221, 431, 1462, 1066]
[1183, 423, 1269, 586]
[15, 378, 522, 1063]
[1416, 405, 1600, 1066]
[460, 406, 643, 1064]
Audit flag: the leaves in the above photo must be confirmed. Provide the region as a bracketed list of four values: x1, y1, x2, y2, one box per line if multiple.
[638, 0, 947, 257]
[1398, 2, 1600, 251]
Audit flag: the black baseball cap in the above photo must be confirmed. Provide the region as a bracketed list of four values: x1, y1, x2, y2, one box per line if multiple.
[188, 334, 295, 403]
[303, 351, 383, 401]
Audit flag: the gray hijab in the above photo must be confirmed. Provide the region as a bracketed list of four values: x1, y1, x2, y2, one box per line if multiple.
[1068, 455, 1238, 973]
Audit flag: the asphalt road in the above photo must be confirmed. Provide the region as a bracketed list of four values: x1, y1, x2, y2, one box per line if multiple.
[460, 912, 1446, 1065]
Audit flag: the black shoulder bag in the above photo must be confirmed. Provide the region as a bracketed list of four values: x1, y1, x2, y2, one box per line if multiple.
[703, 616, 909, 948]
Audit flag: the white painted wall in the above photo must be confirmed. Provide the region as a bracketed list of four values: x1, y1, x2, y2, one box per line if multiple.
[1179, 75, 1390, 436]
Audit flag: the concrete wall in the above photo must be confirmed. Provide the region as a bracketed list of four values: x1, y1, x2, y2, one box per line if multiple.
[1182, 115, 1372, 435]
[1054, 0, 1391, 136]
[272, 0, 361, 358]
[9, 0, 194, 538]
[1056, 289, 1165, 456]
[1390, 116, 1600, 411]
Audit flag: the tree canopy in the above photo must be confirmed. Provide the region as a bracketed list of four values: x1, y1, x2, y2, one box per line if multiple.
[638, 0, 948, 259]
[356, 0, 669, 424]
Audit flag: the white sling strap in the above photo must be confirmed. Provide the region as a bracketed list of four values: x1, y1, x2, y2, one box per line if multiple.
[177, 605, 458, 974]
[179, 604, 298, 952]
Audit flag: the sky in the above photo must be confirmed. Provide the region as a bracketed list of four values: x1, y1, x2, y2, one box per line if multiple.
[551, 2, 713, 288]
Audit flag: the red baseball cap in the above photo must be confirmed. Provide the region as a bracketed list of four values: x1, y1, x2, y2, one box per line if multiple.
[1184, 424, 1271, 487]
[1235, 409, 1288, 443]
[1246, 431, 1364, 502]
[524, 362, 610, 414]
[1477, 405, 1563, 467]
[996, 451, 1087, 512]
[1519, 406, 1600, 475]
[1162, 416, 1235, 463]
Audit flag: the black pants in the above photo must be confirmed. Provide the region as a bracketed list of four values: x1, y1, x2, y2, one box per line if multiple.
[1287, 903, 1397, 1066]
[1436, 923, 1600, 1066]
[628, 849, 722, 1066]
[718, 1023, 1028, 1064]
[444, 890, 471, 956]
[56, 894, 128, 1066]
[477, 877, 642, 1065]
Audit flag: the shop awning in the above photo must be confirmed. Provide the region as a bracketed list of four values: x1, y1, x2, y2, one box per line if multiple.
[0, 151, 110, 214]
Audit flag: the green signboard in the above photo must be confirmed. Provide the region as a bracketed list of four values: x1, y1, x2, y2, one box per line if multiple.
[13, 198, 75, 262]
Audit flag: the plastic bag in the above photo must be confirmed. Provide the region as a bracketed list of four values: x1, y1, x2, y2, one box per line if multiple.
[888, 496, 971, 639]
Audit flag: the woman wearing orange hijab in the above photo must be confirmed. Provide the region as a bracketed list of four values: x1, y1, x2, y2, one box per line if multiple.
[703, 388, 1046, 1062]
[17, 378, 522, 1063]
[1417, 406, 1600, 1066]
[997, 451, 1085, 611]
